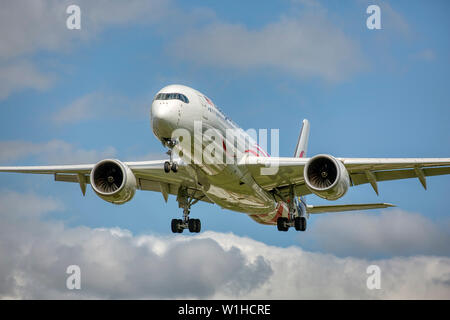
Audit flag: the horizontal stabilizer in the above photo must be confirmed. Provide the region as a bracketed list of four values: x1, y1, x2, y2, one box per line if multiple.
[306, 203, 395, 214]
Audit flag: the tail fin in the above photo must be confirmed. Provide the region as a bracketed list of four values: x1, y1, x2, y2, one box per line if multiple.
[293, 119, 310, 158]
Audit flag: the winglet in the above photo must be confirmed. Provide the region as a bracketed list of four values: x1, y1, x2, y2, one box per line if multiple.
[294, 119, 310, 158]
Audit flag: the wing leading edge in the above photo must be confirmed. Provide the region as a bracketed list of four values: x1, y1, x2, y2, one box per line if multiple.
[0, 160, 210, 204]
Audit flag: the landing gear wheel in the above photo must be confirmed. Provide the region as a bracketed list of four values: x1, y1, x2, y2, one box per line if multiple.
[171, 162, 178, 173]
[164, 161, 171, 173]
[188, 219, 201, 233]
[171, 219, 178, 233]
[171, 219, 183, 233]
[194, 219, 201, 233]
[277, 217, 289, 232]
[177, 219, 183, 233]
[294, 217, 307, 231]
[188, 219, 196, 233]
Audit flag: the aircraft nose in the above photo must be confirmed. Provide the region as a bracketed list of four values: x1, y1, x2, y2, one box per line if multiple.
[151, 101, 180, 139]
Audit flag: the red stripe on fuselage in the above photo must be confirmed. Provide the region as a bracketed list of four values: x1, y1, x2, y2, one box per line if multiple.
[245, 150, 259, 157]
[270, 203, 285, 223]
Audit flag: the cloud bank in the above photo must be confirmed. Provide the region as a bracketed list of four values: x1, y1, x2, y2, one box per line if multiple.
[301, 209, 450, 258]
[0, 191, 449, 299]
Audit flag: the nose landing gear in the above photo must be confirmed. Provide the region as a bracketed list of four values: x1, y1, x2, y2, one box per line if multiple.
[163, 139, 179, 173]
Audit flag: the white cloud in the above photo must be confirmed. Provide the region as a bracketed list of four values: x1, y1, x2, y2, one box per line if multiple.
[379, 1, 411, 37]
[0, 0, 368, 99]
[0, 191, 449, 299]
[300, 209, 450, 258]
[0, 0, 170, 60]
[0, 140, 116, 164]
[0, 0, 171, 100]
[169, 12, 366, 82]
[51, 91, 151, 124]
[0, 61, 54, 99]
[51, 92, 100, 124]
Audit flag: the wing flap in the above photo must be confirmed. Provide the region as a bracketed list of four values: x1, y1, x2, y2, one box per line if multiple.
[54, 173, 91, 183]
[350, 166, 450, 186]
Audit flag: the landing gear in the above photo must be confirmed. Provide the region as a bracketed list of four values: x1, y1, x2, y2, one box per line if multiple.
[171, 187, 202, 234]
[277, 216, 307, 232]
[276, 185, 307, 232]
[163, 148, 178, 173]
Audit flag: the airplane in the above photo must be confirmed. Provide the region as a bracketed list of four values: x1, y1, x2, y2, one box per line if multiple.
[1, 84, 450, 233]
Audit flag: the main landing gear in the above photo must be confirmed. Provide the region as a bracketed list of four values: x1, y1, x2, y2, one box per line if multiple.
[276, 185, 307, 232]
[171, 187, 202, 234]
[277, 216, 306, 232]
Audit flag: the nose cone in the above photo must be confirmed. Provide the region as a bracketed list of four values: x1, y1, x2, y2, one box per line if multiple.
[151, 100, 180, 139]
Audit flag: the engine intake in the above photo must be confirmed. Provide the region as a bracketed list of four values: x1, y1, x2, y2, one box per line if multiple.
[304, 154, 350, 200]
[90, 159, 136, 204]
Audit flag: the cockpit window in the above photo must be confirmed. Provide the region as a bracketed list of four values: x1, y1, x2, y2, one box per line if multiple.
[154, 93, 189, 103]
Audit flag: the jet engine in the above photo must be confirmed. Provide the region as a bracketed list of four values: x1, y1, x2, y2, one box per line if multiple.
[90, 159, 137, 204]
[303, 154, 350, 200]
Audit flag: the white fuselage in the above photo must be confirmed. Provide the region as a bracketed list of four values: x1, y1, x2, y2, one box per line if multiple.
[150, 84, 291, 225]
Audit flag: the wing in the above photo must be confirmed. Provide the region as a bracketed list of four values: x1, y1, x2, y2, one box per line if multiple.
[306, 203, 395, 214]
[0, 160, 211, 204]
[242, 156, 450, 198]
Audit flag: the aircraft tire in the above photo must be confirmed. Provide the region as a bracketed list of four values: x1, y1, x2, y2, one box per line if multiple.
[277, 217, 289, 232]
[164, 161, 171, 173]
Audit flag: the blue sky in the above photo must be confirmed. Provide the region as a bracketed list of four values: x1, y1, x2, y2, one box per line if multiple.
[1, 0, 450, 299]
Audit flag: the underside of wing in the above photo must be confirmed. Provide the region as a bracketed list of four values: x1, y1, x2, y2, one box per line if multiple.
[340, 158, 450, 194]
[0, 160, 211, 204]
[241, 156, 308, 189]
[307, 203, 395, 214]
[242, 156, 450, 199]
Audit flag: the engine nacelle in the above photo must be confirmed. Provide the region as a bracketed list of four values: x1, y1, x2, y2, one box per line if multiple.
[304, 154, 350, 200]
[90, 159, 137, 205]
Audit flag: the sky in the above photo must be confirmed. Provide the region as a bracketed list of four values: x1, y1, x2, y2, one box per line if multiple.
[0, 0, 450, 299]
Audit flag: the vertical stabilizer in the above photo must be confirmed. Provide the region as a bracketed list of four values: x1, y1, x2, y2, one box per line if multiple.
[293, 119, 310, 158]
